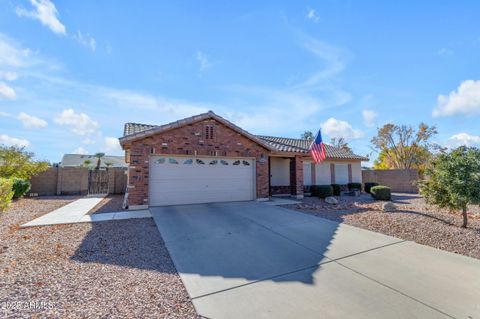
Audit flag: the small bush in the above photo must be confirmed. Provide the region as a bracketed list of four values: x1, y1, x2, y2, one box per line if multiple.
[348, 183, 362, 191]
[12, 178, 31, 199]
[331, 184, 341, 196]
[316, 185, 333, 199]
[371, 185, 391, 200]
[0, 178, 14, 212]
[364, 182, 379, 194]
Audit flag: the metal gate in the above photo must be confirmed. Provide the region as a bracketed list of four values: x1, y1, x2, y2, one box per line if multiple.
[88, 169, 109, 195]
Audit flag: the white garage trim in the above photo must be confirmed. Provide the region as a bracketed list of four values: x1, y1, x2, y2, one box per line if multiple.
[149, 155, 256, 206]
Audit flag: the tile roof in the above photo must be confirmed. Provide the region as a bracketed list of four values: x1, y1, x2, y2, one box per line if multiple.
[123, 123, 157, 136]
[122, 113, 368, 161]
[257, 135, 368, 161]
[120, 111, 275, 151]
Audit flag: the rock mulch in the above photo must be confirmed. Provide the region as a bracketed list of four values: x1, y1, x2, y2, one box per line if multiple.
[284, 193, 480, 260]
[89, 195, 127, 214]
[0, 197, 198, 319]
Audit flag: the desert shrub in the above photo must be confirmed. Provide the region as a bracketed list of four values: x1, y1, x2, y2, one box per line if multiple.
[348, 182, 362, 191]
[12, 178, 31, 199]
[370, 185, 391, 200]
[0, 178, 14, 212]
[364, 182, 379, 194]
[316, 185, 333, 199]
[331, 184, 341, 196]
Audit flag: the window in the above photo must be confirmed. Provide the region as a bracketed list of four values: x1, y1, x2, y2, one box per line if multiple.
[209, 160, 218, 165]
[242, 160, 251, 166]
[156, 158, 166, 164]
[232, 160, 240, 166]
[220, 160, 228, 165]
[183, 159, 193, 164]
[205, 125, 214, 139]
[168, 158, 179, 164]
[196, 159, 205, 165]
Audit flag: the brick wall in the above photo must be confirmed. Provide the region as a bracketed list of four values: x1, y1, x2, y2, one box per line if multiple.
[125, 118, 270, 206]
[362, 169, 419, 193]
[29, 167, 127, 196]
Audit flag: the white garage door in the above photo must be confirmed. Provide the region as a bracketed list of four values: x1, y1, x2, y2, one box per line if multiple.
[149, 155, 255, 206]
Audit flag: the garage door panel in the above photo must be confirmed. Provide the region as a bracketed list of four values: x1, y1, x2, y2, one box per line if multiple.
[149, 156, 255, 206]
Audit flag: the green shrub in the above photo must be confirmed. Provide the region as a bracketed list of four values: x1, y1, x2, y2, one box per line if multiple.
[0, 178, 14, 212]
[316, 185, 333, 199]
[348, 183, 362, 191]
[371, 185, 391, 200]
[331, 184, 341, 196]
[12, 178, 31, 199]
[364, 182, 379, 194]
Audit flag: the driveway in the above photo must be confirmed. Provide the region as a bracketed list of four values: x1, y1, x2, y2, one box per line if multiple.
[151, 201, 480, 319]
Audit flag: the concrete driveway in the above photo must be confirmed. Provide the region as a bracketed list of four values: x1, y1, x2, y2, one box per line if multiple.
[151, 201, 480, 319]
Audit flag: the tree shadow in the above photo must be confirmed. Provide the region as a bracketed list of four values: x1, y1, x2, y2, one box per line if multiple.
[71, 201, 341, 287]
[70, 218, 178, 274]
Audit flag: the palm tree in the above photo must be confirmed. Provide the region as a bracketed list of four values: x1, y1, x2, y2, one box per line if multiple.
[94, 153, 105, 170]
[82, 159, 92, 168]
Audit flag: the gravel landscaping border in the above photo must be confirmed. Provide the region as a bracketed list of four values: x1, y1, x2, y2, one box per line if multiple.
[283, 193, 480, 260]
[0, 197, 198, 318]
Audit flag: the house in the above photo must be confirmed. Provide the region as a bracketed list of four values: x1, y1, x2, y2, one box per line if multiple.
[60, 154, 127, 168]
[119, 111, 367, 209]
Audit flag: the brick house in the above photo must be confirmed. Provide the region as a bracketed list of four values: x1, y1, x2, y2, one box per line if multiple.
[119, 111, 367, 209]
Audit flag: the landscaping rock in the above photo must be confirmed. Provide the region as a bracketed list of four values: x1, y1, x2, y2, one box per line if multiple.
[382, 202, 396, 212]
[325, 196, 338, 205]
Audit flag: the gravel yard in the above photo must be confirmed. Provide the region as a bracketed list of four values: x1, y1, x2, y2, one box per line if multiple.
[88, 195, 127, 214]
[0, 197, 198, 318]
[284, 193, 480, 260]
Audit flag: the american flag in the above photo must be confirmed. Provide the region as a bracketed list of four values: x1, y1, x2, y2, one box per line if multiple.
[310, 129, 327, 163]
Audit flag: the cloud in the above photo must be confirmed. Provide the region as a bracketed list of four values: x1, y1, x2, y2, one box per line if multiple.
[362, 109, 378, 128]
[0, 82, 16, 99]
[73, 31, 96, 52]
[0, 71, 18, 81]
[433, 80, 480, 117]
[82, 137, 95, 145]
[0, 134, 30, 147]
[437, 48, 453, 56]
[16, 0, 66, 35]
[447, 133, 480, 148]
[18, 112, 48, 128]
[104, 137, 121, 152]
[321, 117, 363, 139]
[306, 9, 320, 22]
[73, 146, 88, 155]
[54, 108, 99, 136]
[294, 36, 348, 89]
[196, 51, 212, 72]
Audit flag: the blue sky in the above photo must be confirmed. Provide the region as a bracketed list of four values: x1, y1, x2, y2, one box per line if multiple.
[1, 0, 480, 164]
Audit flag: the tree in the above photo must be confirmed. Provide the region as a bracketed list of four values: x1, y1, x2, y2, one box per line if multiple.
[418, 146, 480, 228]
[0, 145, 49, 179]
[374, 146, 432, 171]
[93, 153, 105, 169]
[301, 131, 314, 141]
[330, 137, 352, 152]
[81, 160, 93, 168]
[371, 123, 437, 169]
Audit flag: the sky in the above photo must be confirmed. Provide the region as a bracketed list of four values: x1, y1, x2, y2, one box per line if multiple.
[1, 0, 480, 164]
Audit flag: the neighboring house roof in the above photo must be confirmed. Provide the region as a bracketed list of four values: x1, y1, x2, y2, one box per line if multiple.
[257, 135, 368, 161]
[121, 111, 368, 161]
[60, 154, 127, 168]
[120, 111, 274, 151]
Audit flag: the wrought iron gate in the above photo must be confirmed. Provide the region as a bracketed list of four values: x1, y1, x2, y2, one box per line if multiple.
[88, 169, 109, 195]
